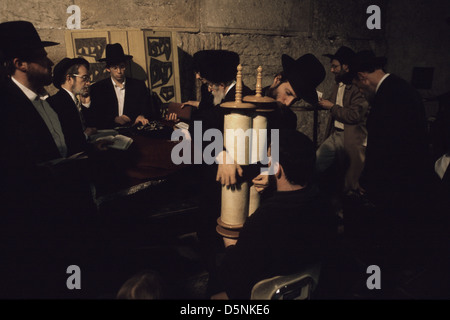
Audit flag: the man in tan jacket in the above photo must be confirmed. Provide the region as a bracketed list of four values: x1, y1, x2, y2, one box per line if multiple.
[316, 46, 369, 193]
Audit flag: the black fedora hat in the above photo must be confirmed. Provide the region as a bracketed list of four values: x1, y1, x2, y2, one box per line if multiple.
[52, 57, 90, 89]
[282, 53, 326, 105]
[98, 43, 133, 66]
[323, 46, 356, 66]
[347, 50, 387, 80]
[0, 20, 58, 60]
[196, 50, 240, 84]
[193, 50, 209, 75]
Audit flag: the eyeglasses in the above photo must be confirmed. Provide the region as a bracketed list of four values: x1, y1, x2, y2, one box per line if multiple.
[72, 74, 91, 82]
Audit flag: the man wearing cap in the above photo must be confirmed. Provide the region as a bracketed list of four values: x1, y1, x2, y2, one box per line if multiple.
[89, 43, 151, 129]
[316, 46, 368, 195]
[348, 50, 434, 293]
[47, 57, 97, 156]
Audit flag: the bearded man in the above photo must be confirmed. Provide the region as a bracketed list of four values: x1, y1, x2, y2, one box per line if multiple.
[315, 46, 369, 194]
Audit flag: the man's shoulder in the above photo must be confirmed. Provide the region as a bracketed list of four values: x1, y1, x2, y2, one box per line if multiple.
[126, 77, 147, 87]
[91, 77, 111, 90]
[380, 74, 411, 91]
[47, 89, 69, 103]
[3, 79, 32, 109]
[379, 74, 421, 101]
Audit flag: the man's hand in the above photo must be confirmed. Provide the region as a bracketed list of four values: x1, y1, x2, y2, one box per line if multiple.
[80, 95, 91, 105]
[84, 127, 97, 136]
[318, 99, 334, 110]
[92, 139, 113, 151]
[165, 112, 180, 122]
[181, 100, 199, 108]
[215, 150, 243, 187]
[223, 237, 238, 248]
[252, 174, 270, 193]
[114, 115, 131, 125]
[216, 163, 244, 187]
[134, 115, 149, 126]
[356, 184, 366, 195]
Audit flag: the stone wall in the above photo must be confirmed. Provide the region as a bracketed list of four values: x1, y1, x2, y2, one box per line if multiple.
[1, 0, 448, 144]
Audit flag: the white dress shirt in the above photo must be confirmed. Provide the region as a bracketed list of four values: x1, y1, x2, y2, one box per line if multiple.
[435, 154, 450, 180]
[334, 82, 346, 130]
[226, 80, 236, 96]
[112, 77, 126, 116]
[376, 73, 390, 93]
[12, 76, 67, 158]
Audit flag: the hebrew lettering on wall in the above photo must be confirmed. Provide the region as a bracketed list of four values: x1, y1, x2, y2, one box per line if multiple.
[146, 35, 179, 103]
[74, 37, 109, 83]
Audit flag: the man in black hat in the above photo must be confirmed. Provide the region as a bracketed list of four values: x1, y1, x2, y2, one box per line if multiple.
[315, 46, 368, 199]
[47, 57, 98, 156]
[89, 43, 151, 129]
[0, 20, 104, 299]
[173, 50, 255, 275]
[347, 50, 435, 294]
[171, 50, 254, 129]
[0, 21, 66, 166]
[266, 53, 325, 108]
[249, 53, 326, 192]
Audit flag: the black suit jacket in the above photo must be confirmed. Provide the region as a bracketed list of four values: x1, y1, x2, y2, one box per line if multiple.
[361, 74, 431, 206]
[0, 79, 99, 299]
[2, 79, 62, 169]
[47, 89, 87, 156]
[89, 77, 151, 129]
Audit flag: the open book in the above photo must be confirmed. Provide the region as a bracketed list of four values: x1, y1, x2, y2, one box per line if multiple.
[96, 134, 133, 150]
[89, 129, 119, 141]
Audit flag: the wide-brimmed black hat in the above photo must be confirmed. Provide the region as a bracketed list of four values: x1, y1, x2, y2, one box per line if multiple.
[282, 53, 326, 105]
[98, 43, 133, 66]
[323, 46, 356, 66]
[347, 50, 387, 80]
[52, 57, 90, 89]
[195, 50, 240, 84]
[0, 21, 59, 61]
[193, 50, 209, 75]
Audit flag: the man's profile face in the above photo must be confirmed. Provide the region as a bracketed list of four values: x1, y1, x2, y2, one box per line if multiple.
[268, 79, 298, 107]
[208, 82, 226, 106]
[353, 72, 375, 100]
[331, 59, 348, 83]
[107, 62, 126, 83]
[71, 65, 91, 97]
[26, 49, 54, 87]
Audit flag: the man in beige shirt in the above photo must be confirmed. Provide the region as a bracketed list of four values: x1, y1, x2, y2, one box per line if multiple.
[317, 46, 369, 194]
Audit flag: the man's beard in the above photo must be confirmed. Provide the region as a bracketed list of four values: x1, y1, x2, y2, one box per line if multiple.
[212, 88, 226, 106]
[28, 67, 52, 88]
[335, 70, 349, 84]
[73, 84, 90, 97]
